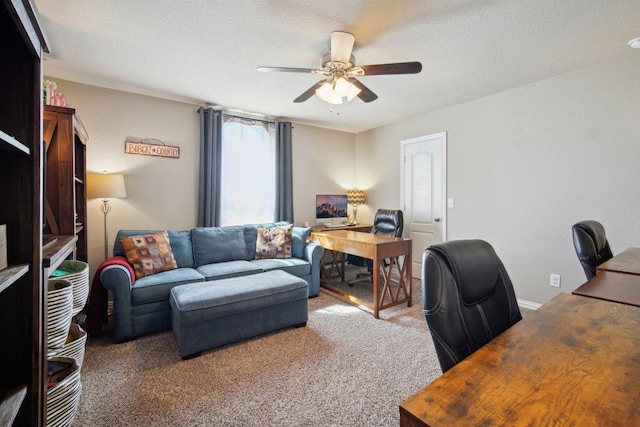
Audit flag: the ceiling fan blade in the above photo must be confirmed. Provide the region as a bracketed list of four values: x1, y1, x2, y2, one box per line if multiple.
[360, 62, 422, 75]
[257, 66, 319, 74]
[293, 81, 325, 103]
[351, 79, 378, 103]
[331, 31, 355, 64]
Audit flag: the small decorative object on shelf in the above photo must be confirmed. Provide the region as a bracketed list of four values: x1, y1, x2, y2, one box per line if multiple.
[43, 79, 68, 107]
[0, 224, 6, 270]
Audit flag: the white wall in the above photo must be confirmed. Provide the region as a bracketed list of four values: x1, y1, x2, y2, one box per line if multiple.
[46, 79, 355, 276]
[291, 123, 356, 226]
[355, 54, 640, 304]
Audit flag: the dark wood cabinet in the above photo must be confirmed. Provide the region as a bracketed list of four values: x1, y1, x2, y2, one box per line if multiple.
[0, 0, 48, 425]
[44, 105, 88, 262]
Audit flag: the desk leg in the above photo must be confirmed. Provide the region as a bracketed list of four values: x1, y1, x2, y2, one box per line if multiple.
[377, 253, 413, 313]
[373, 254, 380, 319]
[320, 250, 346, 283]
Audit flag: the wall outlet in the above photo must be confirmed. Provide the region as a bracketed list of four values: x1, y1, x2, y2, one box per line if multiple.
[550, 273, 561, 288]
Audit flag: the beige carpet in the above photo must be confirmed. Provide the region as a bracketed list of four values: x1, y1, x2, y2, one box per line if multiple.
[72, 268, 440, 426]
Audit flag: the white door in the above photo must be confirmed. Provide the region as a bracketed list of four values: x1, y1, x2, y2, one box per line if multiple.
[401, 132, 446, 278]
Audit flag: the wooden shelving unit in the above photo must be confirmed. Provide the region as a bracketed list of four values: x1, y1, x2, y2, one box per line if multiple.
[0, 0, 49, 425]
[44, 105, 88, 262]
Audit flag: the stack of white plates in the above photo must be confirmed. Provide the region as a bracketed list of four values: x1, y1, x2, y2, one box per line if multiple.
[57, 323, 87, 368]
[47, 357, 82, 427]
[47, 279, 73, 358]
[57, 260, 90, 316]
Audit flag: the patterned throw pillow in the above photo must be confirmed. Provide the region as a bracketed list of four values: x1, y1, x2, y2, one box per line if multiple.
[255, 224, 293, 259]
[119, 231, 178, 279]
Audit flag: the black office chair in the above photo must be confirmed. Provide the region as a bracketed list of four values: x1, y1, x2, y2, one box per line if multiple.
[348, 209, 403, 286]
[572, 220, 613, 280]
[422, 239, 522, 373]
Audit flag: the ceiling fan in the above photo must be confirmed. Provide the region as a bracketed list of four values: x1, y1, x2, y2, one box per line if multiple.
[257, 31, 422, 105]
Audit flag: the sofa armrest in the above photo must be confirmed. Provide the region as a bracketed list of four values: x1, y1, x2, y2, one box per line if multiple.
[100, 265, 135, 342]
[303, 242, 324, 297]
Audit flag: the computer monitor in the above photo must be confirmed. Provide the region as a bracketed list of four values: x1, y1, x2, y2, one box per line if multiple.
[315, 194, 348, 225]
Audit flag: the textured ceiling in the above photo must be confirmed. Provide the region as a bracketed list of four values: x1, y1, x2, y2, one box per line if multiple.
[34, 0, 640, 133]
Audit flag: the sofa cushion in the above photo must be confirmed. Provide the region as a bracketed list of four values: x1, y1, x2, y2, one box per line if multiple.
[250, 258, 311, 278]
[167, 230, 194, 268]
[192, 226, 246, 267]
[255, 224, 293, 259]
[119, 231, 178, 279]
[291, 227, 311, 259]
[131, 267, 205, 305]
[195, 260, 263, 281]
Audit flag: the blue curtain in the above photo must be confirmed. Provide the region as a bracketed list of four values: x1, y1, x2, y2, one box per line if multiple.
[197, 107, 222, 227]
[275, 121, 293, 222]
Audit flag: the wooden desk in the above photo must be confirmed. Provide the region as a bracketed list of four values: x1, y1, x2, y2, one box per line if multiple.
[573, 270, 640, 307]
[597, 247, 640, 275]
[311, 224, 372, 283]
[310, 223, 372, 233]
[400, 293, 640, 426]
[309, 230, 412, 318]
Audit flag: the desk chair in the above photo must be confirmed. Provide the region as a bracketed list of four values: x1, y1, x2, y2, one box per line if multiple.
[422, 239, 522, 373]
[572, 220, 613, 280]
[347, 209, 403, 286]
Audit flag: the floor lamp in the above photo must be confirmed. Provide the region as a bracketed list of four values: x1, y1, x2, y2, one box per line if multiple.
[347, 189, 365, 224]
[87, 172, 127, 259]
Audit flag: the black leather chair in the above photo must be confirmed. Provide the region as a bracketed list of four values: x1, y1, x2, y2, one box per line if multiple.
[572, 220, 613, 280]
[348, 209, 403, 286]
[421, 239, 522, 373]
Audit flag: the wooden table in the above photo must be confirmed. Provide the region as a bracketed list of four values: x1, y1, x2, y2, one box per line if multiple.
[573, 270, 640, 307]
[399, 293, 640, 426]
[310, 223, 372, 233]
[309, 230, 412, 318]
[311, 224, 372, 283]
[597, 247, 640, 275]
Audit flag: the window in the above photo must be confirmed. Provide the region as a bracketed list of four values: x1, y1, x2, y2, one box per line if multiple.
[219, 116, 276, 226]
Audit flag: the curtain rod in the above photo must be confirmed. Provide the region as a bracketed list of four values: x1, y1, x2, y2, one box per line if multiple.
[222, 113, 275, 125]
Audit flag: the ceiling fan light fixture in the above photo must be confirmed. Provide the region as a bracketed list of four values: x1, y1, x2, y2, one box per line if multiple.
[629, 37, 640, 48]
[316, 81, 343, 104]
[334, 77, 352, 97]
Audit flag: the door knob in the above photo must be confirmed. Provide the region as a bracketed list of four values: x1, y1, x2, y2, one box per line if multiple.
[434, 217, 441, 222]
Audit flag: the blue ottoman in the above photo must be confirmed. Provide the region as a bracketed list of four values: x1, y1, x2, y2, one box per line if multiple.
[170, 270, 308, 359]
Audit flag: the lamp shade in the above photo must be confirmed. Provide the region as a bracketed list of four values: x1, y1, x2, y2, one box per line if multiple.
[347, 189, 365, 205]
[87, 173, 127, 199]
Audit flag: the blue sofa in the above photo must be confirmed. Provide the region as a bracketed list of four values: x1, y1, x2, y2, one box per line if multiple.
[100, 223, 324, 342]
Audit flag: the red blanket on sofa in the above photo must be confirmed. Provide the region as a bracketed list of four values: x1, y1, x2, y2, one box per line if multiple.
[85, 256, 135, 334]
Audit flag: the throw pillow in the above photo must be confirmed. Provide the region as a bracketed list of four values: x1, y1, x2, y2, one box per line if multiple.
[119, 231, 178, 279]
[255, 224, 293, 259]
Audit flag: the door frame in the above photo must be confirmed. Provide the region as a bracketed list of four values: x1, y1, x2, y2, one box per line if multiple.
[400, 131, 448, 243]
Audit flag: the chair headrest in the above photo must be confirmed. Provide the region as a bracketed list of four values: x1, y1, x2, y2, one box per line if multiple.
[372, 209, 403, 237]
[573, 220, 608, 252]
[428, 240, 502, 305]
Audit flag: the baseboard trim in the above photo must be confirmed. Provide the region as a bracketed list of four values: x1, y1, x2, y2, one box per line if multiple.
[517, 299, 542, 310]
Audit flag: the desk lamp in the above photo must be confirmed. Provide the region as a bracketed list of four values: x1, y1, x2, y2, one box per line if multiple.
[347, 189, 365, 224]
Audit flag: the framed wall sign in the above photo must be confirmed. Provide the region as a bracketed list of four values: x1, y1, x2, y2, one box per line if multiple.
[124, 138, 180, 159]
